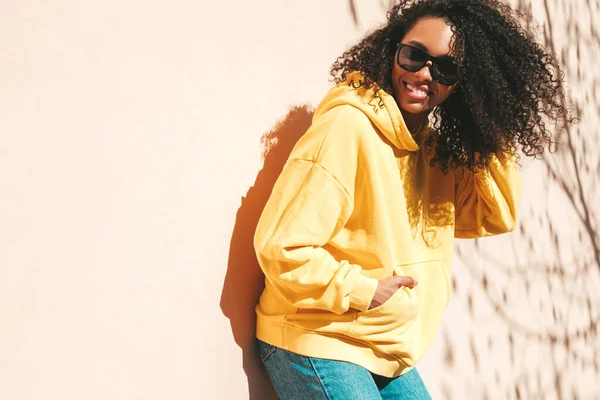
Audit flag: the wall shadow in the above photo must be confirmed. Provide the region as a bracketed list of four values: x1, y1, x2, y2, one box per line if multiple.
[220, 105, 314, 399]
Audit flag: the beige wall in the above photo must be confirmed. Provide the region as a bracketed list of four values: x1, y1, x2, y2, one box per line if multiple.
[1, 1, 598, 399]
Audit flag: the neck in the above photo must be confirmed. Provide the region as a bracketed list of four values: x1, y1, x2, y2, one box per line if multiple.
[401, 110, 429, 135]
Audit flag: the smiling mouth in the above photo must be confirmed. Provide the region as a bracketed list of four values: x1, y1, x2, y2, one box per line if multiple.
[403, 81, 432, 96]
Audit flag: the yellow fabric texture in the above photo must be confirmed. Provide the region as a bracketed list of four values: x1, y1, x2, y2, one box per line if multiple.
[254, 74, 521, 377]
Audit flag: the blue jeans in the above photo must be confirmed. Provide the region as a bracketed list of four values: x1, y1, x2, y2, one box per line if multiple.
[257, 339, 432, 399]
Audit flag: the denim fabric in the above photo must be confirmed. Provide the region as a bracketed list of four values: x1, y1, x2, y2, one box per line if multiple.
[257, 339, 432, 400]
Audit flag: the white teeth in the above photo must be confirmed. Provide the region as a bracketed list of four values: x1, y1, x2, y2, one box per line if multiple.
[406, 83, 428, 96]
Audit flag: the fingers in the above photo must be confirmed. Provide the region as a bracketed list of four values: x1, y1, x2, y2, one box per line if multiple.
[395, 275, 418, 288]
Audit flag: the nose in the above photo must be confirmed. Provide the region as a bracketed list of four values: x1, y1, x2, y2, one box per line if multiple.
[414, 60, 433, 82]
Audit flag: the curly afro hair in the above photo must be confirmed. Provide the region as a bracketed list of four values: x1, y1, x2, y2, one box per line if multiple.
[331, 0, 573, 172]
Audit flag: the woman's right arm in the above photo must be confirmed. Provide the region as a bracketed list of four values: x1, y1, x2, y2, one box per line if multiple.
[254, 157, 379, 314]
[254, 106, 379, 314]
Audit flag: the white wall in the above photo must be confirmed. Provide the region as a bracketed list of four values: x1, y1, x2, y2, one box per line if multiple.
[1, 1, 598, 399]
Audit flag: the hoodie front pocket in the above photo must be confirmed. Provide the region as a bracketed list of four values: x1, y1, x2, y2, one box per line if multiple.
[347, 259, 450, 366]
[347, 278, 419, 348]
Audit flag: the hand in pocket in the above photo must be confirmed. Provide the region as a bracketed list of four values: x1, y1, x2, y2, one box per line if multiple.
[368, 275, 417, 310]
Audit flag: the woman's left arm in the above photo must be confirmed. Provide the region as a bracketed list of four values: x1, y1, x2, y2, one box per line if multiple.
[454, 152, 522, 238]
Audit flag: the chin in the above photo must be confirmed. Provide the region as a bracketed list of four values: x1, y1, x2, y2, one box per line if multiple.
[399, 102, 428, 115]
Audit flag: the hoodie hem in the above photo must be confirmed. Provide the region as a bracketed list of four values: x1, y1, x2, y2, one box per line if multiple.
[256, 314, 413, 378]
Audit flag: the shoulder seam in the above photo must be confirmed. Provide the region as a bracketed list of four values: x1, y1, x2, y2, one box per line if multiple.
[286, 159, 354, 207]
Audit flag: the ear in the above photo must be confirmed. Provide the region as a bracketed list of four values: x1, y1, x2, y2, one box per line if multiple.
[449, 83, 461, 95]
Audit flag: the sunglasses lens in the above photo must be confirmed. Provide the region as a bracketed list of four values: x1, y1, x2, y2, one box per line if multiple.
[432, 60, 459, 84]
[398, 46, 428, 71]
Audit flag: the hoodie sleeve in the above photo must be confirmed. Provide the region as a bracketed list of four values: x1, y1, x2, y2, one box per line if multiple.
[253, 107, 378, 314]
[454, 152, 522, 238]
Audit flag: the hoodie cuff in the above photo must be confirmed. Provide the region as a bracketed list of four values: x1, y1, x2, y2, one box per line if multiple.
[349, 275, 379, 312]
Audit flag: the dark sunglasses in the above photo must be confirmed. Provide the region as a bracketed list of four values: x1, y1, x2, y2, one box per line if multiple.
[396, 43, 460, 86]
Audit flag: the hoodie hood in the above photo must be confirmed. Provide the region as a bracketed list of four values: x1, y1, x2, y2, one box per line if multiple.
[312, 73, 427, 151]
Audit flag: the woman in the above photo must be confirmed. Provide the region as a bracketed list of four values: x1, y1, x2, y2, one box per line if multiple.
[253, 0, 570, 398]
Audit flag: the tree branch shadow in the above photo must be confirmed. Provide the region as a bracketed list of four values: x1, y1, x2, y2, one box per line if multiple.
[448, 0, 600, 398]
[356, 1, 600, 398]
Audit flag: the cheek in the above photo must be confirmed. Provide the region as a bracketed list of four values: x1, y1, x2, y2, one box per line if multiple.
[391, 65, 409, 96]
[391, 66, 401, 89]
[432, 86, 453, 105]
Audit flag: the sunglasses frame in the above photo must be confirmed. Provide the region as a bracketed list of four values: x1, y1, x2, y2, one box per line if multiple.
[396, 43, 460, 86]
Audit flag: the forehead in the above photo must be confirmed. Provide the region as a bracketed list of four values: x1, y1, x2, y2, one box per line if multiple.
[401, 17, 455, 57]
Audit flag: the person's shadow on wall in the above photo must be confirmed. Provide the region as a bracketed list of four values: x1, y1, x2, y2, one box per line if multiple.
[220, 105, 314, 399]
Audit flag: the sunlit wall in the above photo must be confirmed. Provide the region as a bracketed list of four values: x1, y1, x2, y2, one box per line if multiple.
[1, 1, 597, 399]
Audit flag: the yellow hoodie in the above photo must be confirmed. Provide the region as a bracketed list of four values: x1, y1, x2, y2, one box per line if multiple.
[254, 75, 521, 378]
